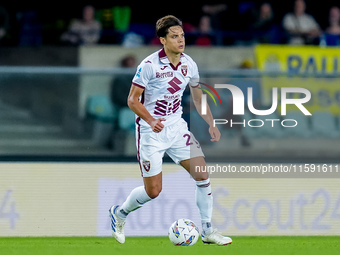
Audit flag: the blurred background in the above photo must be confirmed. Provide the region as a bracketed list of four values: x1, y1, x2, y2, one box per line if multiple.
[0, 0, 340, 162]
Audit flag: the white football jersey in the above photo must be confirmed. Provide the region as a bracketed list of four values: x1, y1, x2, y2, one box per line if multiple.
[132, 48, 199, 132]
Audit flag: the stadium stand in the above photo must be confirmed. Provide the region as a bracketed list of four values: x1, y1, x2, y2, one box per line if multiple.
[0, 99, 108, 156]
[284, 111, 313, 138]
[311, 111, 339, 138]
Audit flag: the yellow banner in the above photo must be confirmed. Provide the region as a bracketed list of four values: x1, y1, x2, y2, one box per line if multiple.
[256, 45, 340, 114]
[255, 45, 340, 74]
[261, 77, 340, 114]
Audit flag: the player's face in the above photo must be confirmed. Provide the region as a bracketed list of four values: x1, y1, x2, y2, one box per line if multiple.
[162, 26, 185, 54]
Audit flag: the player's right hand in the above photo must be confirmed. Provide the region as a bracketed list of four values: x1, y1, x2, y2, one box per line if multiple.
[149, 118, 166, 133]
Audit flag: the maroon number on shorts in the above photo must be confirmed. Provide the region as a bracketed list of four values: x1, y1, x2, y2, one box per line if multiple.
[194, 140, 201, 148]
[183, 134, 193, 146]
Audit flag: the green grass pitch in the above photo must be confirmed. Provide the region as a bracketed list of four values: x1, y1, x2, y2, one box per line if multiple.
[1, 236, 339, 255]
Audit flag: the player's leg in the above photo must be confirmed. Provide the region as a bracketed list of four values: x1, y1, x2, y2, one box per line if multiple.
[166, 119, 232, 245]
[143, 172, 162, 198]
[109, 173, 161, 244]
[166, 120, 213, 233]
[180, 157, 212, 233]
[114, 172, 161, 219]
[110, 183, 153, 244]
[110, 131, 164, 243]
[118, 172, 161, 217]
[180, 157, 232, 245]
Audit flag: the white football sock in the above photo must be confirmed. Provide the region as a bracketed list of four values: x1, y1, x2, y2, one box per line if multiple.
[117, 186, 152, 220]
[195, 178, 213, 235]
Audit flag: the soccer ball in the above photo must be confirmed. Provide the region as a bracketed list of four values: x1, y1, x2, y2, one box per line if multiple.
[168, 218, 200, 246]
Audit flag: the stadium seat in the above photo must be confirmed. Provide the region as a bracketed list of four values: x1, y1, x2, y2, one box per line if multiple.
[85, 95, 117, 146]
[311, 111, 339, 138]
[118, 107, 136, 132]
[284, 111, 312, 138]
[242, 110, 259, 138]
[324, 33, 340, 46]
[256, 111, 285, 138]
[86, 94, 116, 123]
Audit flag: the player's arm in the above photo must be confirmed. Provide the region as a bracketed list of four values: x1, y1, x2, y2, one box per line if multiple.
[127, 84, 165, 133]
[190, 85, 221, 142]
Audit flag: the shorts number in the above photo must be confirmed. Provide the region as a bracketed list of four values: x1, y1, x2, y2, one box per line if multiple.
[183, 134, 201, 148]
[183, 134, 193, 146]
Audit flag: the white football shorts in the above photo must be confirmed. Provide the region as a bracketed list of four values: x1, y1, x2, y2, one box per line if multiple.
[136, 118, 204, 177]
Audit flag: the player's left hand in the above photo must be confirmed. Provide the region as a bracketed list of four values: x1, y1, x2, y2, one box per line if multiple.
[209, 126, 221, 142]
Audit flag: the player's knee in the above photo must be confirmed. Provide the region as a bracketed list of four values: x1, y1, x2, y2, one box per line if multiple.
[194, 176, 209, 181]
[146, 186, 162, 199]
[193, 172, 209, 181]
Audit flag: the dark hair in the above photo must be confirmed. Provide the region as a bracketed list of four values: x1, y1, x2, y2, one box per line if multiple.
[156, 15, 183, 38]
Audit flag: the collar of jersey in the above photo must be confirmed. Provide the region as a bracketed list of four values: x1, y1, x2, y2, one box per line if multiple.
[158, 48, 187, 70]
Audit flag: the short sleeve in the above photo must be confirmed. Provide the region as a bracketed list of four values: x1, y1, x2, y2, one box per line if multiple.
[132, 61, 153, 89]
[189, 60, 200, 88]
[282, 13, 294, 31]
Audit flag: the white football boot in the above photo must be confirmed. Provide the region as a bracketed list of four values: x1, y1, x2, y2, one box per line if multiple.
[201, 229, 232, 245]
[109, 205, 126, 244]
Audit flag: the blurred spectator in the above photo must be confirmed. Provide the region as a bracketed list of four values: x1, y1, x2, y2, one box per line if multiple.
[0, 5, 9, 43]
[110, 55, 136, 111]
[112, 6, 131, 32]
[108, 55, 136, 150]
[250, 2, 274, 30]
[282, 0, 321, 45]
[325, 6, 340, 35]
[248, 2, 276, 43]
[60, 5, 102, 45]
[195, 15, 213, 46]
[17, 10, 42, 46]
[201, 3, 228, 31]
[121, 32, 144, 47]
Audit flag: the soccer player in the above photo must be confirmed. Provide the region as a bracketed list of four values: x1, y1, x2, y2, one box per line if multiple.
[109, 15, 232, 245]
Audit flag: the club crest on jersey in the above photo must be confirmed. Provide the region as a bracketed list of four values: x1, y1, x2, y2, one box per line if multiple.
[181, 65, 188, 76]
[142, 161, 151, 172]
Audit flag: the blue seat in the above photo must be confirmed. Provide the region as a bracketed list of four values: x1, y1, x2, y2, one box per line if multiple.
[325, 33, 340, 46]
[86, 94, 116, 123]
[118, 107, 136, 132]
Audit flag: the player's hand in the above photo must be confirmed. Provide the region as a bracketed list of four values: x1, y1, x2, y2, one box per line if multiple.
[209, 125, 221, 142]
[149, 118, 166, 133]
